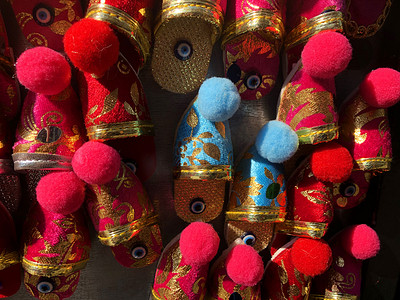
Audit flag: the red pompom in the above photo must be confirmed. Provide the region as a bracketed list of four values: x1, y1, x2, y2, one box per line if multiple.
[341, 224, 380, 260]
[16, 47, 71, 95]
[72, 141, 121, 185]
[360, 68, 400, 108]
[302, 32, 352, 79]
[226, 245, 264, 286]
[179, 222, 220, 266]
[64, 18, 119, 76]
[310, 142, 353, 183]
[291, 238, 332, 277]
[36, 171, 85, 215]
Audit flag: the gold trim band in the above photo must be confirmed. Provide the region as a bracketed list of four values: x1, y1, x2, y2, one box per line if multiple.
[87, 120, 154, 141]
[0, 250, 20, 270]
[222, 9, 284, 53]
[355, 157, 391, 172]
[22, 258, 89, 277]
[154, 0, 224, 44]
[174, 165, 233, 180]
[12, 153, 72, 171]
[296, 123, 339, 145]
[285, 10, 344, 50]
[226, 207, 286, 222]
[151, 289, 162, 300]
[98, 214, 159, 246]
[86, 4, 151, 66]
[309, 291, 358, 300]
[275, 220, 328, 238]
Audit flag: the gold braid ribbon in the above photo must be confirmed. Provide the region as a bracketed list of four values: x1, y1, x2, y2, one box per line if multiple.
[87, 120, 154, 141]
[275, 220, 328, 239]
[98, 214, 159, 246]
[222, 9, 284, 54]
[154, 0, 224, 44]
[226, 206, 286, 222]
[309, 291, 358, 300]
[22, 258, 89, 277]
[285, 10, 344, 50]
[86, 4, 151, 66]
[174, 165, 233, 181]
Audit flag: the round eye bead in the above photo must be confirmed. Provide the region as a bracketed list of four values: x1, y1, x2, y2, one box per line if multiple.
[37, 279, 54, 294]
[131, 245, 147, 259]
[123, 159, 137, 174]
[244, 74, 261, 90]
[33, 4, 55, 26]
[241, 232, 256, 246]
[190, 198, 206, 214]
[340, 182, 357, 197]
[227, 63, 242, 84]
[174, 41, 193, 61]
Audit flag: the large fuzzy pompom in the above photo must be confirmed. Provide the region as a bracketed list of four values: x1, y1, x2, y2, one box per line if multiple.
[302, 32, 352, 79]
[255, 121, 299, 163]
[197, 77, 241, 122]
[226, 245, 264, 286]
[179, 222, 220, 266]
[64, 18, 119, 76]
[72, 141, 121, 185]
[36, 171, 85, 215]
[359, 68, 400, 108]
[16, 47, 71, 95]
[310, 142, 353, 183]
[341, 224, 380, 260]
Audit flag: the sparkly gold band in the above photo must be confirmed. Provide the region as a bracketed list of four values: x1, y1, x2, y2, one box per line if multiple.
[12, 153, 72, 171]
[355, 157, 391, 172]
[222, 9, 284, 53]
[309, 291, 358, 300]
[225, 207, 286, 222]
[275, 220, 328, 238]
[86, 4, 151, 66]
[22, 258, 89, 277]
[98, 214, 159, 246]
[285, 11, 344, 50]
[151, 289, 162, 300]
[296, 123, 339, 145]
[87, 120, 154, 141]
[174, 165, 233, 180]
[0, 251, 20, 270]
[345, 0, 391, 39]
[155, 0, 224, 44]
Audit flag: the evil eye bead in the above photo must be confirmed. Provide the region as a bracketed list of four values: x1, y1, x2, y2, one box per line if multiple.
[241, 232, 256, 246]
[229, 292, 243, 300]
[33, 4, 55, 26]
[190, 198, 206, 214]
[123, 159, 137, 174]
[339, 182, 357, 197]
[227, 63, 242, 84]
[244, 73, 261, 90]
[174, 41, 193, 61]
[131, 245, 147, 259]
[37, 278, 54, 294]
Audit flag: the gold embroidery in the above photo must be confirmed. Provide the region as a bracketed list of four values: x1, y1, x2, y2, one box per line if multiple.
[0, 250, 20, 270]
[117, 60, 130, 75]
[87, 88, 118, 124]
[230, 171, 263, 208]
[27, 32, 48, 47]
[275, 220, 328, 238]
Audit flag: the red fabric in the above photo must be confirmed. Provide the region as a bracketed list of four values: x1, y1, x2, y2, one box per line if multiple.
[72, 141, 121, 185]
[36, 171, 85, 215]
[64, 19, 119, 76]
[16, 47, 71, 96]
[347, 0, 388, 26]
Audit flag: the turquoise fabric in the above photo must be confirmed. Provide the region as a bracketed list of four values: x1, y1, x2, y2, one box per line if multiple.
[174, 99, 233, 168]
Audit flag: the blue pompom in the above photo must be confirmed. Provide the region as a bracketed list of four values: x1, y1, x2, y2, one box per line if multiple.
[255, 121, 299, 163]
[197, 77, 241, 122]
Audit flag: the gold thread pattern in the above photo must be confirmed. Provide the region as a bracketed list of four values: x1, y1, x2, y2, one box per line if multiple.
[0, 250, 20, 270]
[86, 120, 154, 140]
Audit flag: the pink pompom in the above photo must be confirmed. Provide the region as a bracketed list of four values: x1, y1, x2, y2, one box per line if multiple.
[360, 68, 400, 108]
[72, 141, 121, 185]
[302, 32, 352, 79]
[291, 238, 332, 277]
[16, 47, 71, 95]
[64, 18, 119, 76]
[341, 224, 380, 260]
[36, 171, 85, 215]
[179, 222, 220, 266]
[226, 245, 264, 286]
[311, 142, 353, 183]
